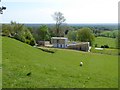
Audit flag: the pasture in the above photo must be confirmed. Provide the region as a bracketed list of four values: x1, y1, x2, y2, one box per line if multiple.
[0, 36, 2, 89]
[2, 37, 118, 88]
[100, 30, 118, 38]
[94, 37, 117, 49]
[91, 48, 119, 56]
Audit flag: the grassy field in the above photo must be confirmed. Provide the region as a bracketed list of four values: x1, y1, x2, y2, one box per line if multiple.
[0, 36, 2, 89]
[2, 37, 118, 88]
[94, 37, 117, 48]
[100, 30, 118, 38]
[91, 48, 119, 56]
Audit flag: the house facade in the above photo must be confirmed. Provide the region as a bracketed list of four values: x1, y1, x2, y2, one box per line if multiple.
[51, 37, 68, 48]
[51, 37, 90, 52]
[67, 42, 90, 52]
[37, 41, 50, 46]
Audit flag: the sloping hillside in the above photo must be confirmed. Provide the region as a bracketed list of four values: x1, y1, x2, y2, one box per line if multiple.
[0, 36, 2, 89]
[2, 37, 118, 88]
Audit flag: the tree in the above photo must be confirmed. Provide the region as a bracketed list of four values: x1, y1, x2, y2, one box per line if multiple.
[67, 30, 77, 41]
[2, 21, 36, 46]
[10, 21, 24, 37]
[77, 27, 95, 46]
[2, 24, 11, 36]
[48, 25, 56, 37]
[52, 12, 66, 37]
[2, 21, 24, 37]
[38, 25, 50, 41]
[117, 31, 120, 49]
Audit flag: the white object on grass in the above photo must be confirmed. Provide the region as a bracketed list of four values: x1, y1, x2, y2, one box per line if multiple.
[80, 62, 83, 66]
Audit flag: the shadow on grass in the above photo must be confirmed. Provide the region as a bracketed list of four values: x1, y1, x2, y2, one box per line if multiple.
[38, 47, 56, 54]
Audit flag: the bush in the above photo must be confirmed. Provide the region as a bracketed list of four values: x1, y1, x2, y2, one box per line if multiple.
[25, 40, 30, 44]
[39, 48, 55, 53]
[104, 45, 109, 48]
[30, 39, 36, 46]
[2, 21, 36, 46]
[95, 44, 97, 47]
[101, 45, 109, 48]
[101, 45, 104, 48]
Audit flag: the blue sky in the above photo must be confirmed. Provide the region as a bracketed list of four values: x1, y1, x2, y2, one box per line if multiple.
[0, 0, 119, 24]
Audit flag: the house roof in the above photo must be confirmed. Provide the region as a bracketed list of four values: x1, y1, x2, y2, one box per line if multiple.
[68, 42, 89, 46]
[51, 37, 68, 40]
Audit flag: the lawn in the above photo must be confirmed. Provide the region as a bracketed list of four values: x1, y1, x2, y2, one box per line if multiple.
[100, 30, 118, 38]
[91, 48, 119, 56]
[2, 36, 118, 88]
[0, 36, 2, 89]
[94, 37, 117, 49]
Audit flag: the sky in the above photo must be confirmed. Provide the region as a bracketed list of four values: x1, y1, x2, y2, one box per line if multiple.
[0, 0, 119, 24]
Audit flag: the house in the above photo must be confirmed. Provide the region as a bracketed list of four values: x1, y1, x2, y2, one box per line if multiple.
[51, 37, 68, 48]
[51, 37, 90, 52]
[37, 41, 50, 46]
[67, 42, 90, 52]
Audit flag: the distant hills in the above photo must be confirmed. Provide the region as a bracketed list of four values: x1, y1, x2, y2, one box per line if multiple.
[24, 23, 118, 30]
[1, 23, 118, 30]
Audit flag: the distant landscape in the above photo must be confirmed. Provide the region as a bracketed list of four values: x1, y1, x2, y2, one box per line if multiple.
[24, 23, 118, 30]
[2, 36, 118, 88]
[1, 0, 119, 88]
[1, 21, 119, 88]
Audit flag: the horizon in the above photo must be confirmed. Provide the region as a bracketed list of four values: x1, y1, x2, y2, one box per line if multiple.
[0, 21, 119, 24]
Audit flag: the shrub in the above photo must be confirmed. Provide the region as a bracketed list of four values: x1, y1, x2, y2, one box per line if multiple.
[101, 45, 104, 48]
[95, 44, 97, 47]
[101, 45, 109, 48]
[25, 40, 30, 44]
[104, 45, 109, 48]
[30, 39, 36, 46]
[2, 21, 36, 46]
[39, 48, 55, 53]
[118, 52, 120, 55]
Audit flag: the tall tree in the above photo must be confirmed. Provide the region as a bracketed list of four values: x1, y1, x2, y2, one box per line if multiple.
[67, 30, 77, 41]
[38, 25, 50, 41]
[117, 31, 120, 49]
[2, 21, 36, 46]
[52, 12, 66, 37]
[77, 27, 95, 46]
[10, 21, 24, 37]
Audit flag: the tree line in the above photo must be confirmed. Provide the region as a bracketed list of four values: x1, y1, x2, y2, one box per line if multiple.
[4, 12, 117, 46]
[2, 23, 95, 46]
[2, 21, 36, 46]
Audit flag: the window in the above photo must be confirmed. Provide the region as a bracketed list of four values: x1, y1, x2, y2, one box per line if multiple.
[61, 44, 62, 48]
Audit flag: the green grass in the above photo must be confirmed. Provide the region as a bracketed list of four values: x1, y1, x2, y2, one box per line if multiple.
[0, 36, 2, 89]
[101, 30, 118, 38]
[94, 37, 117, 48]
[92, 36, 118, 55]
[91, 47, 119, 56]
[2, 36, 118, 88]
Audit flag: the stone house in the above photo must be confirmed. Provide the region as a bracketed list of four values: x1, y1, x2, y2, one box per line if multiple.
[37, 41, 50, 46]
[51, 37, 68, 48]
[67, 42, 90, 52]
[51, 37, 90, 52]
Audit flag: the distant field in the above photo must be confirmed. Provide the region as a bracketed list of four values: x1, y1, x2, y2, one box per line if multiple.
[101, 30, 118, 38]
[2, 37, 118, 88]
[91, 48, 119, 56]
[94, 37, 117, 48]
